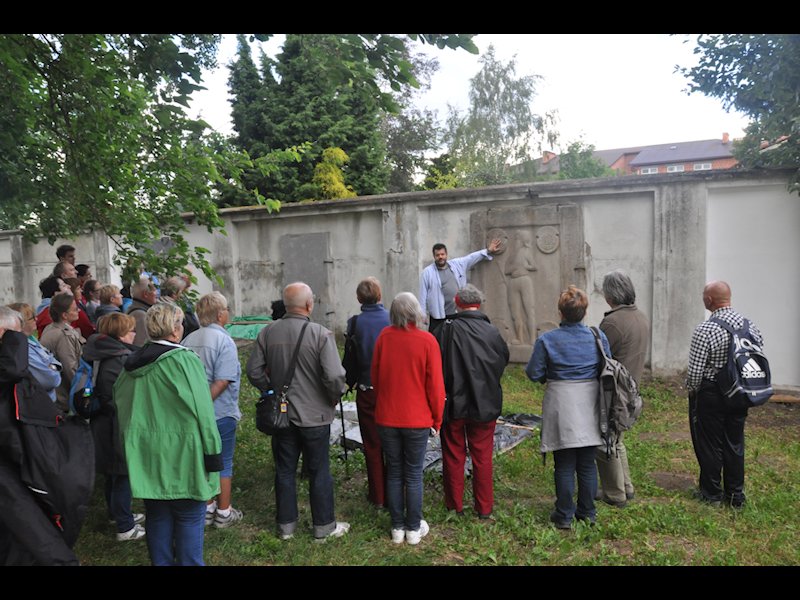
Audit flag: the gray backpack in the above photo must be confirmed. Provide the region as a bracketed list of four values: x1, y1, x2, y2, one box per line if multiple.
[590, 327, 643, 456]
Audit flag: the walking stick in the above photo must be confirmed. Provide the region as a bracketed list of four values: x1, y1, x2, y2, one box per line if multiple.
[339, 392, 349, 476]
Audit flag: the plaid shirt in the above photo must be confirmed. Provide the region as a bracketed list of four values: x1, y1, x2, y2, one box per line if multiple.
[686, 306, 764, 392]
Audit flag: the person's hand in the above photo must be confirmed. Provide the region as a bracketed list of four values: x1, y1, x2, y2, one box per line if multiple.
[430, 427, 440, 437]
[487, 238, 502, 254]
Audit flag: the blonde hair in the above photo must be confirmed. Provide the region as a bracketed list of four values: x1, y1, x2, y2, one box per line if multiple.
[97, 312, 136, 339]
[145, 302, 184, 340]
[196, 291, 228, 327]
[98, 284, 120, 304]
[7, 302, 34, 323]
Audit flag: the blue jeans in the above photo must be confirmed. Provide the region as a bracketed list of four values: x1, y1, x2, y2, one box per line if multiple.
[378, 426, 430, 531]
[553, 446, 597, 522]
[143, 499, 206, 566]
[104, 474, 134, 533]
[271, 424, 336, 538]
[217, 417, 238, 478]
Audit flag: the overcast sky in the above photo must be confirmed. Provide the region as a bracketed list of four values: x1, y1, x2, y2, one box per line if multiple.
[190, 34, 750, 153]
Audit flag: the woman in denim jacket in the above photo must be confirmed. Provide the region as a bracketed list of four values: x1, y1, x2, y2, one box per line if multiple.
[526, 286, 610, 529]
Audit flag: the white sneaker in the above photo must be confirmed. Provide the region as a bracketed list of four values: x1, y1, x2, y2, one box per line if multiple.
[213, 507, 243, 529]
[314, 521, 350, 543]
[405, 520, 429, 545]
[205, 509, 216, 527]
[109, 513, 145, 526]
[116, 523, 146, 541]
[391, 528, 405, 544]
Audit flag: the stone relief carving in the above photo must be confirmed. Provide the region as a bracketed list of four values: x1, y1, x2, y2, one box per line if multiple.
[471, 203, 585, 363]
[504, 230, 537, 345]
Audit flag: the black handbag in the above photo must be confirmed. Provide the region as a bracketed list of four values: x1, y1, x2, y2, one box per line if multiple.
[255, 321, 309, 435]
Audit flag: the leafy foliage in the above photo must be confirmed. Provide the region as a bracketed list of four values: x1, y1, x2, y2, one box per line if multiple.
[380, 52, 443, 193]
[558, 140, 616, 180]
[0, 33, 478, 283]
[0, 34, 262, 284]
[224, 34, 389, 204]
[679, 34, 800, 192]
[300, 147, 356, 201]
[445, 45, 558, 187]
[419, 153, 460, 190]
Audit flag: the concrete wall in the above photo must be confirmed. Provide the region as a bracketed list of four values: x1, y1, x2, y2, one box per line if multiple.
[2, 168, 797, 385]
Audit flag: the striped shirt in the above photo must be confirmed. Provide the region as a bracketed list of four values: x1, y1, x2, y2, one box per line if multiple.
[686, 306, 763, 392]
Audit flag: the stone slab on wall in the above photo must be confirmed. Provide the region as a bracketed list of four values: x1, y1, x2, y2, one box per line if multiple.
[471, 202, 586, 363]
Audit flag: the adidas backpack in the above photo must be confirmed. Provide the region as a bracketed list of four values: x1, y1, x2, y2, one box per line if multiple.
[710, 317, 773, 406]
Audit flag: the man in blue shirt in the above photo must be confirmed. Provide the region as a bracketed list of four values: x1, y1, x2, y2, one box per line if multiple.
[419, 238, 502, 334]
[183, 291, 243, 528]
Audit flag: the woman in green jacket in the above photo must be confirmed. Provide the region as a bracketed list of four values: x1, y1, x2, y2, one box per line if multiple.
[114, 302, 222, 566]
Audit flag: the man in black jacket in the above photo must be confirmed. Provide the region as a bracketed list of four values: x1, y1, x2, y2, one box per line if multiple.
[434, 285, 509, 519]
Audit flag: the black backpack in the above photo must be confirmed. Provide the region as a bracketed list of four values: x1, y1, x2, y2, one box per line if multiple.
[342, 316, 360, 393]
[590, 327, 644, 456]
[710, 317, 773, 407]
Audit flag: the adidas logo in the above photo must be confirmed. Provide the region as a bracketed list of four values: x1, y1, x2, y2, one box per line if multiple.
[741, 358, 766, 379]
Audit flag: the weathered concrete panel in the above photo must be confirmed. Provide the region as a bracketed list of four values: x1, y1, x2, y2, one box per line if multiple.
[707, 181, 800, 387]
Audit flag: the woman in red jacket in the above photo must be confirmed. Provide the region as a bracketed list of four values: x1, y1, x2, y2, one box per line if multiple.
[371, 292, 445, 545]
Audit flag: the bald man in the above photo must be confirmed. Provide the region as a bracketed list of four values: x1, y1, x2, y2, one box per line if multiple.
[246, 282, 349, 542]
[686, 280, 764, 509]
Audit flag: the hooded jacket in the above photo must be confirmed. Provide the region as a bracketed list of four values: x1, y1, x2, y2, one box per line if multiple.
[82, 333, 136, 474]
[434, 310, 510, 422]
[0, 330, 93, 565]
[114, 341, 221, 501]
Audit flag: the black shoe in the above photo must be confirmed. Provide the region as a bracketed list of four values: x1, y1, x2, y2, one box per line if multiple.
[549, 512, 571, 530]
[725, 494, 746, 509]
[477, 512, 494, 522]
[625, 491, 635, 501]
[575, 514, 596, 527]
[691, 489, 722, 507]
[599, 495, 627, 508]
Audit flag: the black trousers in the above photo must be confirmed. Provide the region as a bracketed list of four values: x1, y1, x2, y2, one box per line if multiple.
[688, 380, 749, 503]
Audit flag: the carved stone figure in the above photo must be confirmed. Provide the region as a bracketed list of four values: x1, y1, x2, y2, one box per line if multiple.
[504, 230, 537, 345]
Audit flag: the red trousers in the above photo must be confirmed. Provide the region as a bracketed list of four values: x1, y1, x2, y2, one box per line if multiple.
[356, 388, 386, 507]
[441, 418, 496, 515]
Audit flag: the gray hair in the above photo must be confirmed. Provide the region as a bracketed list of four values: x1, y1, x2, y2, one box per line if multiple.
[196, 291, 228, 327]
[602, 270, 636, 306]
[0, 306, 22, 332]
[160, 276, 186, 299]
[455, 284, 484, 306]
[145, 302, 184, 340]
[131, 276, 156, 300]
[390, 292, 425, 329]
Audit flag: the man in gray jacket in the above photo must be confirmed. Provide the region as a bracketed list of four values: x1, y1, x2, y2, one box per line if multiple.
[246, 282, 349, 542]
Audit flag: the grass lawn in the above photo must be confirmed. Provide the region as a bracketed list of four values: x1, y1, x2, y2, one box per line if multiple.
[73, 348, 800, 566]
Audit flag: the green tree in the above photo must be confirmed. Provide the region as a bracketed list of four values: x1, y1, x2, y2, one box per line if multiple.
[558, 140, 616, 180]
[0, 34, 477, 281]
[445, 45, 558, 187]
[679, 34, 800, 191]
[226, 34, 389, 203]
[0, 34, 249, 283]
[380, 53, 443, 193]
[299, 147, 356, 201]
[419, 153, 459, 190]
